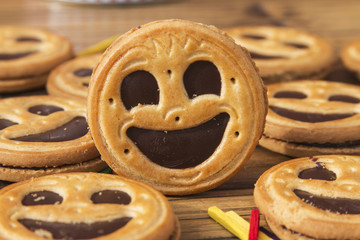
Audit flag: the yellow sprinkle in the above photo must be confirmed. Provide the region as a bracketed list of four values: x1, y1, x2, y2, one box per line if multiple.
[208, 206, 273, 240]
[76, 34, 121, 57]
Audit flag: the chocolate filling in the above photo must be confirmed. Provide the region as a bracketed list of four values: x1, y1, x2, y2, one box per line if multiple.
[11, 116, 88, 142]
[28, 105, 64, 116]
[73, 68, 93, 77]
[19, 217, 132, 239]
[241, 34, 266, 40]
[0, 51, 36, 60]
[91, 190, 131, 205]
[16, 37, 41, 42]
[126, 113, 229, 169]
[22, 191, 63, 206]
[269, 105, 355, 122]
[0, 119, 18, 130]
[298, 163, 336, 181]
[328, 95, 360, 103]
[293, 189, 360, 214]
[283, 42, 309, 49]
[273, 91, 307, 99]
[248, 51, 285, 60]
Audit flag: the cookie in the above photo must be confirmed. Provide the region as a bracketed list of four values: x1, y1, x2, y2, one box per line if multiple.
[47, 53, 102, 101]
[0, 26, 73, 92]
[0, 172, 180, 240]
[223, 26, 336, 83]
[259, 79, 360, 157]
[0, 95, 103, 182]
[87, 19, 267, 195]
[254, 155, 360, 239]
[341, 39, 360, 80]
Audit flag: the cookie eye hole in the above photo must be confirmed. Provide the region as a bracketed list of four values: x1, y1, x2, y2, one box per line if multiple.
[121, 70, 159, 110]
[16, 37, 41, 42]
[28, 105, 64, 116]
[298, 163, 337, 181]
[91, 190, 131, 205]
[0, 119, 18, 130]
[73, 68, 93, 77]
[22, 191, 63, 206]
[283, 42, 309, 49]
[241, 34, 266, 40]
[273, 91, 307, 99]
[328, 95, 360, 104]
[183, 60, 221, 99]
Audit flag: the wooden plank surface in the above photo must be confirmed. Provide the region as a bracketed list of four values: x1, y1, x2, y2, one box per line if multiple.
[1, 0, 360, 239]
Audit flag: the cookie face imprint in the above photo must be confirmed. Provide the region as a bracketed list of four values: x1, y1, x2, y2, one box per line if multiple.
[0, 26, 73, 79]
[88, 19, 267, 195]
[47, 54, 102, 101]
[0, 173, 179, 240]
[0, 96, 99, 168]
[260, 80, 360, 155]
[254, 155, 360, 239]
[224, 26, 335, 82]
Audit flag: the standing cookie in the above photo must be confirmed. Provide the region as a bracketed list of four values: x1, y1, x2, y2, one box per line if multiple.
[260, 80, 360, 157]
[87, 19, 267, 195]
[0, 95, 105, 182]
[224, 26, 335, 83]
[341, 39, 360, 80]
[47, 53, 102, 101]
[0, 172, 180, 240]
[254, 155, 360, 239]
[0, 26, 73, 93]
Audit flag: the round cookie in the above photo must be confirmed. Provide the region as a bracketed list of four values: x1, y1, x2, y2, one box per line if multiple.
[254, 155, 360, 239]
[87, 19, 267, 195]
[47, 53, 102, 101]
[223, 26, 336, 83]
[260, 79, 360, 157]
[0, 73, 48, 93]
[0, 172, 180, 240]
[341, 39, 360, 80]
[0, 95, 102, 181]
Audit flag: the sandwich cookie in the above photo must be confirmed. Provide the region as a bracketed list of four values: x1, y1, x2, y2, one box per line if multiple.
[0, 26, 73, 93]
[260, 80, 360, 157]
[341, 39, 360, 80]
[47, 53, 102, 102]
[224, 26, 336, 83]
[87, 19, 267, 195]
[254, 155, 360, 239]
[0, 95, 105, 182]
[0, 172, 180, 240]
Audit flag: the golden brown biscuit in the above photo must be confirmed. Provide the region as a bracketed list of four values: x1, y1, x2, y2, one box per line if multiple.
[254, 155, 360, 239]
[87, 19, 267, 195]
[47, 54, 102, 101]
[0, 95, 102, 181]
[260, 80, 360, 157]
[0, 172, 180, 240]
[224, 26, 336, 83]
[341, 39, 360, 80]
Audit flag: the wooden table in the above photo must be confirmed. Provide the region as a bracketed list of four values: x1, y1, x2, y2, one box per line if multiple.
[1, 0, 360, 239]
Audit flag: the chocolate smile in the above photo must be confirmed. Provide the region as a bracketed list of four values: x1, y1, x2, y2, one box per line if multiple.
[270, 105, 356, 123]
[126, 112, 230, 169]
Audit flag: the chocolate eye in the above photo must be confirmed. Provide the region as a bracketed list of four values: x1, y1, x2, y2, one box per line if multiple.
[16, 37, 42, 42]
[74, 68, 93, 77]
[283, 42, 309, 49]
[273, 91, 307, 99]
[328, 95, 360, 104]
[22, 191, 63, 206]
[121, 70, 159, 110]
[241, 34, 266, 40]
[91, 190, 131, 205]
[298, 163, 336, 181]
[183, 60, 221, 99]
[0, 119, 18, 130]
[28, 105, 64, 116]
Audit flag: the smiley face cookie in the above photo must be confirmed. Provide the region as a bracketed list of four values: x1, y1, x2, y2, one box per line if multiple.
[87, 19, 267, 195]
[0, 95, 104, 182]
[260, 80, 360, 157]
[47, 53, 102, 101]
[341, 39, 360, 80]
[254, 155, 360, 239]
[0, 26, 73, 92]
[223, 26, 336, 83]
[0, 172, 180, 240]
